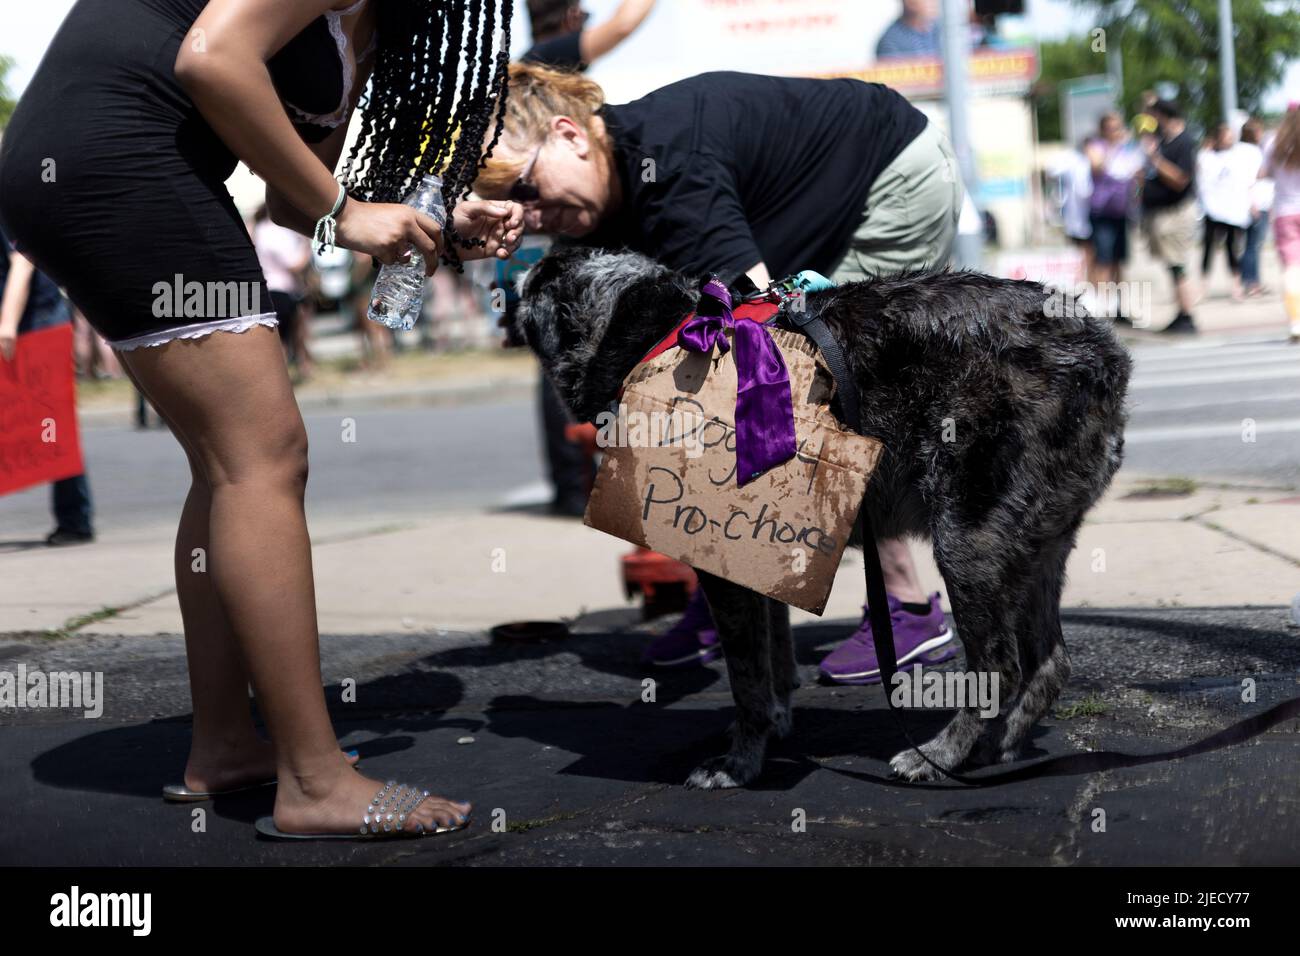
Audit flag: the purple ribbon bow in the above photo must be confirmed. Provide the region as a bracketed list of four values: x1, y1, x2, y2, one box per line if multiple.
[676, 279, 797, 486]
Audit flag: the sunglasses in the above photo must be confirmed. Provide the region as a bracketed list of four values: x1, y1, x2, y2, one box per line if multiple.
[507, 143, 543, 203]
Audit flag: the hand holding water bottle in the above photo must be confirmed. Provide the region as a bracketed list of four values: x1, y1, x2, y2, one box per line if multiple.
[335, 194, 523, 272]
[359, 174, 525, 330]
[335, 195, 445, 275]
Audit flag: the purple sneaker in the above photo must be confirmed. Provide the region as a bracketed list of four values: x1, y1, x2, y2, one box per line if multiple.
[643, 587, 722, 667]
[819, 592, 956, 685]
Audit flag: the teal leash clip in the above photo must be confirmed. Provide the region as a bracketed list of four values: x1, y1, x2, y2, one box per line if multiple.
[765, 270, 836, 312]
[786, 270, 837, 294]
[736, 270, 837, 308]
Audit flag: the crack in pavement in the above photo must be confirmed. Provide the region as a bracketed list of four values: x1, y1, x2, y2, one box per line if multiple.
[1194, 516, 1300, 569]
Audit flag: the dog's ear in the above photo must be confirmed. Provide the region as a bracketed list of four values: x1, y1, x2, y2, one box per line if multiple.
[570, 259, 699, 420]
[520, 245, 585, 302]
[517, 246, 701, 422]
[513, 246, 588, 369]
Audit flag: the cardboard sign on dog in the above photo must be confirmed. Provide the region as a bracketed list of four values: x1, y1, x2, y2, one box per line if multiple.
[584, 325, 881, 615]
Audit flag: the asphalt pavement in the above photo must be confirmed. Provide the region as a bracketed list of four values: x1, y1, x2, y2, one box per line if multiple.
[1124, 333, 1300, 487]
[1, 603, 1296, 865]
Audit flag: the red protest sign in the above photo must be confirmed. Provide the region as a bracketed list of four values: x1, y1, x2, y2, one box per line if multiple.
[0, 323, 85, 496]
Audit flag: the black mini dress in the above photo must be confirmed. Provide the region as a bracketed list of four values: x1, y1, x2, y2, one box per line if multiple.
[0, 0, 374, 350]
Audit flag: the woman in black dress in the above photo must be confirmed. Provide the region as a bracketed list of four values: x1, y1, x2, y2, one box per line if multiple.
[0, 0, 523, 839]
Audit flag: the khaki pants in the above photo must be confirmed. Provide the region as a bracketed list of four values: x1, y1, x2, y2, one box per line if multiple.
[1142, 200, 1199, 271]
[829, 120, 964, 281]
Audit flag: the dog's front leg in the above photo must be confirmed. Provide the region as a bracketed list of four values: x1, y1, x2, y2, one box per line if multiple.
[686, 572, 774, 789]
[768, 599, 796, 739]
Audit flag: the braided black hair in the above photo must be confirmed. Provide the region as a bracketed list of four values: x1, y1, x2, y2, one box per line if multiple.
[339, 0, 514, 269]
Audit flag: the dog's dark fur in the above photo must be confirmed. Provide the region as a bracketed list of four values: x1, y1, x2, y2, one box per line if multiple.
[517, 246, 1132, 788]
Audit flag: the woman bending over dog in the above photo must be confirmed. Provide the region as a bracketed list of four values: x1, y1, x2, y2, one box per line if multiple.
[474, 62, 963, 685]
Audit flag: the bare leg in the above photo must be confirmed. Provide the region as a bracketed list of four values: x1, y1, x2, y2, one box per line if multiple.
[877, 537, 927, 603]
[293, 300, 315, 378]
[1283, 264, 1300, 340]
[118, 326, 465, 833]
[1175, 271, 1199, 313]
[355, 294, 390, 370]
[116, 359, 275, 790]
[118, 357, 359, 792]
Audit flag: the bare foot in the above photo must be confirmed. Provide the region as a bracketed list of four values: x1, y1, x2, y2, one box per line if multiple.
[272, 756, 471, 836]
[184, 737, 359, 793]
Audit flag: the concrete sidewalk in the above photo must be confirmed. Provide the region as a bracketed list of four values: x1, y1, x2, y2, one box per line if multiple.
[4, 473, 1298, 641]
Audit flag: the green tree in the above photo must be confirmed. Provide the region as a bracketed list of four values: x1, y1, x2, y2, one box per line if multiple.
[1034, 0, 1300, 142]
[1033, 35, 1106, 143]
[0, 56, 17, 130]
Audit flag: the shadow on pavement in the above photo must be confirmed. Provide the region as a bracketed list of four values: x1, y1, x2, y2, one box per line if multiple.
[26, 669, 472, 812]
[20, 604, 1298, 820]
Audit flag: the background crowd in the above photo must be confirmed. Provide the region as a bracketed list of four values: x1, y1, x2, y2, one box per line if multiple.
[1053, 95, 1300, 340]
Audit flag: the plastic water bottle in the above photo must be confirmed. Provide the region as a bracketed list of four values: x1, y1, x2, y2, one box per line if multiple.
[367, 174, 447, 330]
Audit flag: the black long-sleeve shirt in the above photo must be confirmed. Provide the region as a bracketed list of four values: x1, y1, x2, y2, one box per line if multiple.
[582, 71, 926, 282]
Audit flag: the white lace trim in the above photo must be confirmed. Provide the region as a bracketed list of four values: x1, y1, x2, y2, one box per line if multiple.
[285, 0, 375, 131]
[109, 314, 280, 352]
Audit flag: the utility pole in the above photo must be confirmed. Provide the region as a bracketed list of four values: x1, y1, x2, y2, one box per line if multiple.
[1218, 0, 1238, 121]
[941, 0, 981, 269]
[1105, 27, 1123, 107]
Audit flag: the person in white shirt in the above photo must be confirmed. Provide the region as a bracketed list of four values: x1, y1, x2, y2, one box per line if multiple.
[1197, 123, 1258, 301]
[1048, 140, 1093, 275]
[252, 205, 315, 377]
[1239, 118, 1272, 297]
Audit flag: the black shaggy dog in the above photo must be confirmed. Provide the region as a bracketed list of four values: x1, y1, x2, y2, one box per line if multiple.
[516, 246, 1132, 789]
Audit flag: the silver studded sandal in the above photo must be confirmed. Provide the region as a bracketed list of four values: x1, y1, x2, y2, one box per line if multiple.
[253, 781, 469, 841]
[164, 779, 275, 803]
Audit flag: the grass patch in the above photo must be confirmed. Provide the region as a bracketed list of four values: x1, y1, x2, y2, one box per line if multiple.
[1054, 694, 1108, 720]
[1122, 477, 1198, 500]
[43, 604, 124, 640]
[75, 376, 135, 408]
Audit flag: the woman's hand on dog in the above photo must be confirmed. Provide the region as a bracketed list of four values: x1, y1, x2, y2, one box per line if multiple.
[335, 199, 523, 273]
[452, 200, 525, 261]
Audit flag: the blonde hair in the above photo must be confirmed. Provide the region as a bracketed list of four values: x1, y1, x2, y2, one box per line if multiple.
[475, 62, 608, 194]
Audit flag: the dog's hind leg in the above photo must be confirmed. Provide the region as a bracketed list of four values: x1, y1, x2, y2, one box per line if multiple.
[979, 532, 1074, 764]
[768, 599, 796, 739]
[686, 572, 775, 789]
[889, 525, 1024, 782]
